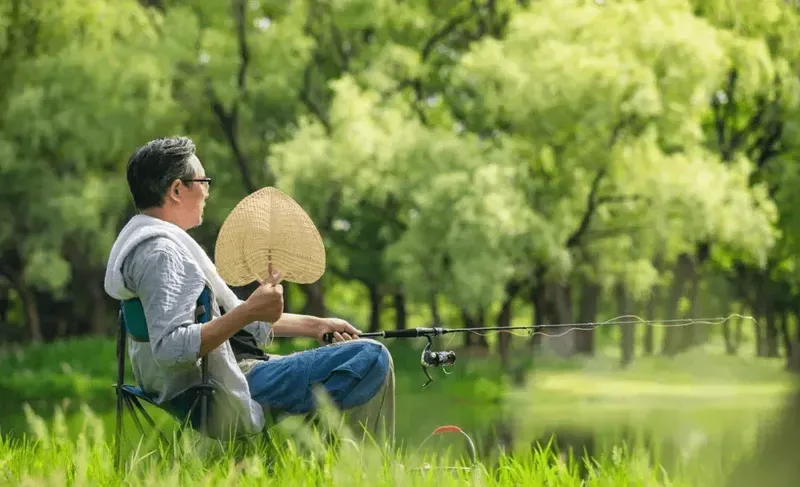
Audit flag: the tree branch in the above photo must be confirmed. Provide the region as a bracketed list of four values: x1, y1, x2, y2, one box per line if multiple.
[137, 0, 165, 12]
[206, 83, 256, 193]
[711, 70, 738, 161]
[380, 8, 476, 102]
[300, 58, 331, 133]
[200, 0, 259, 193]
[299, 4, 331, 133]
[318, 188, 343, 234]
[471, 0, 488, 37]
[564, 116, 634, 248]
[328, 18, 351, 71]
[596, 194, 648, 205]
[566, 166, 606, 248]
[232, 0, 250, 123]
[421, 12, 473, 62]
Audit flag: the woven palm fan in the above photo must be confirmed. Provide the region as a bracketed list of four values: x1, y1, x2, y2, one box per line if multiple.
[215, 187, 326, 286]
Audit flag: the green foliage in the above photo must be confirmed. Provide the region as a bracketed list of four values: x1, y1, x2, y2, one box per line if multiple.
[0, 0, 183, 296]
[450, 0, 779, 290]
[1, 0, 799, 366]
[5, 1, 800, 484]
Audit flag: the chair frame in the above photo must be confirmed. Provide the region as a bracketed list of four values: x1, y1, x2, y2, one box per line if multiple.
[113, 289, 215, 472]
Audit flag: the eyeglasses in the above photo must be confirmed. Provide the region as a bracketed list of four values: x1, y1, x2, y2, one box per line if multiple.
[182, 177, 212, 186]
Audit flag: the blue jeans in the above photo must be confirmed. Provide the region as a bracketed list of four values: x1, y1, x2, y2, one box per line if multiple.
[245, 339, 392, 416]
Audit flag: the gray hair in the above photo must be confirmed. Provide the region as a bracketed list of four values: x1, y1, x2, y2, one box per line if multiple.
[126, 136, 197, 210]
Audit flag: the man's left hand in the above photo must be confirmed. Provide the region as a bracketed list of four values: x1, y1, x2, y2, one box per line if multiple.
[315, 317, 361, 344]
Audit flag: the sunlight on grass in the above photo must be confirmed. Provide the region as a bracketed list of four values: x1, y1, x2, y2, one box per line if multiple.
[0, 402, 726, 487]
[1, 338, 795, 486]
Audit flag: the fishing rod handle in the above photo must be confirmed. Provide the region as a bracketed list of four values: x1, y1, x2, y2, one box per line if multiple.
[321, 331, 384, 344]
[322, 327, 441, 344]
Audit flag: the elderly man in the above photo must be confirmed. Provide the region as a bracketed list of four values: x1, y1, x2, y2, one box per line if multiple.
[104, 136, 394, 443]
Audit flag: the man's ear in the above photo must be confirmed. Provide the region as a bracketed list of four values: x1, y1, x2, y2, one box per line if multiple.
[167, 179, 183, 202]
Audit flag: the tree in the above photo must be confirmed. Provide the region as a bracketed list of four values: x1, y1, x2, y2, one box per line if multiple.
[447, 0, 778, 356]
[0, 0, 184, 340]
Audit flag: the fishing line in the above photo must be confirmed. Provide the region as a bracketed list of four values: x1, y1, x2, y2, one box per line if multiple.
[322, 313, 755, 387]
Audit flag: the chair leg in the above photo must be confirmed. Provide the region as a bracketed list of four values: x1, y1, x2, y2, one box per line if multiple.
[127, 394, 170, 445]
[182, 383, 213, 437]
[123, 395, 149, 437]
[200, 393, 209, 436]
[115, 390, 144, 473]
[200, 357, 210, 436]
[114, 387, 124, 473]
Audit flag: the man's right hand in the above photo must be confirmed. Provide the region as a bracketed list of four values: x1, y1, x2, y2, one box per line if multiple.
[244, 264, 284, 323]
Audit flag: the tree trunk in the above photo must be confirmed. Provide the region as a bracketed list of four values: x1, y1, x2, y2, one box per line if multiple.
[574, 278, 600, 355]
[788, 310, 800, 372]
[735, 317, 743, 347]
[20, 284, 42, 342]
[496, 282, 523, 371]
[0, 289, 9, 329]
[462, 309, 475, 347]
[677, 267, 702, 352]
[617, 283, 634, 368]
[90, 279, 108, 335]
[779, 313, 792, 360]
[661, 254, 694, 356]
[300, 281, 327, 317]
[393, 291, 407, 331]
[544, 282, 575, 356]
[765, 311, 780, 358]
[367, 283, 382, 333]
[56, 316, 68, 337]
[430, 295, 442, 327]
[528, 280, 547, 349]
[753, 286, 767, 357]
[722, 319, 737, 355]
[497, 298, 513, 372]
[643, 286, 659, 355]
[462, 308, 488, 348]
[755, 322, 766, 357]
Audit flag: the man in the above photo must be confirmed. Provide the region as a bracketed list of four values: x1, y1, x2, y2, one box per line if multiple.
[104, 136, 394, 444]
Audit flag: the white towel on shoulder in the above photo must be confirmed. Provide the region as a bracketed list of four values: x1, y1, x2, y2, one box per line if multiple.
[104, 214, 265, 439]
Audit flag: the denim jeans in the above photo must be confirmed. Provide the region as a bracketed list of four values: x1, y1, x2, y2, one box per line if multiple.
[244, 339, 395, 441]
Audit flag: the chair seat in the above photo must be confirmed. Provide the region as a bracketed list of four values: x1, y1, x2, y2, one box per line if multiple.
[118, 383, 214, 430]
[120, 384, 158, 406]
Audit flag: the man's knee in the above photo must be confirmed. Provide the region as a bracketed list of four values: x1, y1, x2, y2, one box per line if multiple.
[355, 339, 393, 380]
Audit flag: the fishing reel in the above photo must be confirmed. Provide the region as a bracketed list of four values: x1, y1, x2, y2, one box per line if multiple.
[420, 335, 456, 388]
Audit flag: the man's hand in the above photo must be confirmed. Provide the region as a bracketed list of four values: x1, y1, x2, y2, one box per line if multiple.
[316, 317, 361, 345]
[243, 264, 284, 323]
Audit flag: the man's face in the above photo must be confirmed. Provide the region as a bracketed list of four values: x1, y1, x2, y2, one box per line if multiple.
[177, 155, 210, 229]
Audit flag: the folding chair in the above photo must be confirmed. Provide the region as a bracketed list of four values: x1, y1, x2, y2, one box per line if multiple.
[113, 287, 215, 471]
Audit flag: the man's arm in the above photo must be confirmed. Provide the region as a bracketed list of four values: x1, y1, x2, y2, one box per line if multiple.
[198, 304, 258, 357]
[270, 313, 324, 338]
[271, 313, 362, 344]
[130, 243, 257, 366]
[223, 295, 273, 347]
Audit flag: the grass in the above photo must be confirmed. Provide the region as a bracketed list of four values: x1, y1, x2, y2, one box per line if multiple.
[0, 336, 797, 486]
[0, 420, 697, 487]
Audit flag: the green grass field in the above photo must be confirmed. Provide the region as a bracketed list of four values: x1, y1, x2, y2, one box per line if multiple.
[0, 337, 795, 486]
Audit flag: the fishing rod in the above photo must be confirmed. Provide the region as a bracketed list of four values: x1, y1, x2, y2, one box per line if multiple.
[323, 314, 752, 388]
